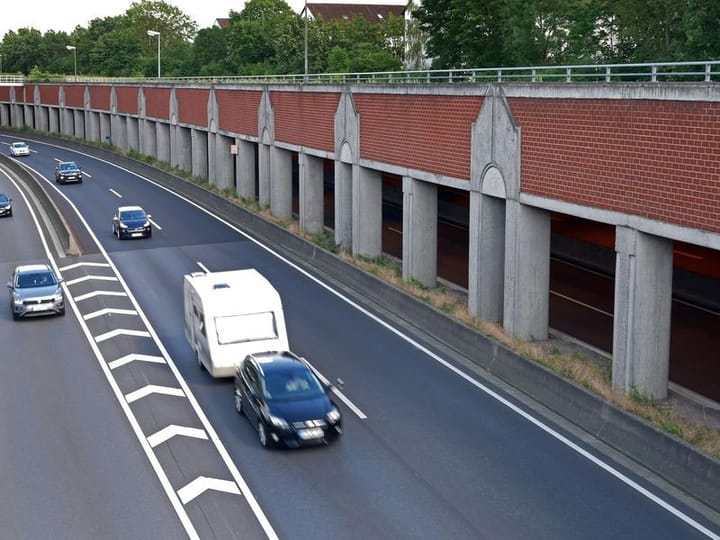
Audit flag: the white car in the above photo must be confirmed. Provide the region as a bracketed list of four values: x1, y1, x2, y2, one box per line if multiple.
[9, 142, 30, 157]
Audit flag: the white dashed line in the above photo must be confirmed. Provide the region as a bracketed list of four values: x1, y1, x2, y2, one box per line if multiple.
[109, 188, 123, 198]
[149, 218, 162, 230]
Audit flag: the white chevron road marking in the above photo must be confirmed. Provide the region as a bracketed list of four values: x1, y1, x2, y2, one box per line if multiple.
[74, 290, 127, 302]
[84, 308, 138, 320]
[148, 425, 208, 448]
[177, 477, 241, 505]
[125, 385, 185, 404]
[59, 261, 111, 271]
[108, 353, 165, 370]
[94, 328, 151, 343]
[66, 275, 119, 286]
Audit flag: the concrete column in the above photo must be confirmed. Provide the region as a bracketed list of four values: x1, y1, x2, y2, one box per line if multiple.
[402, 176, 437, 287]
[334, 161, 353, 248]
[468, 191, 506, 321]
[157, 123, 170, 163]
[259, 143, 271, 207]
[214, 134, 234, 191]
[142, 120, 156, 157]
[352, 166, 382, 258]
[191, 129, 208, 179]
[73, 109, 84, 138]
[270, 146, 292, 219]
[612, 227, 673, 400]
[24, 105, 33, 128]
[100, 113, 111, 145]
[236, 139, 256, 200]
[36, 107, 48, 132]
[49, 108, 59, 134]
[503, 201, 550, 340]
[299, 153, 324, 235]
[127, 117, 139, 152]
[61, 109, 72, 136]
[88, 112, 100, 142]
[173, 126, 192, 173]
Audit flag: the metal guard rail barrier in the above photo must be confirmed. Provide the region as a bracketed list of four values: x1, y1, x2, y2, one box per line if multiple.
[9, 60, 720, 85]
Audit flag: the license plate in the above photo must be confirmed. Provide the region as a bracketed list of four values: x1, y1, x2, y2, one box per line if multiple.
[131, 232, 143, 237]
[298, 428, 324, 440]
[29, 304, 49, 312]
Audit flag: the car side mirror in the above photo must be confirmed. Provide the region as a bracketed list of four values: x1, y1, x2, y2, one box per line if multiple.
[112, 217, 118, 222]
[146, 214, 152, 219]
[6, 282, 11, 289]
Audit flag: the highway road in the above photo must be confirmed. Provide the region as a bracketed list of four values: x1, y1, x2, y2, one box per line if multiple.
[1, 134, 718, 539]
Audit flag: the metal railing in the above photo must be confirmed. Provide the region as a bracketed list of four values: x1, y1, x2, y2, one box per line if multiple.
[0, 75, 26, 86]
[17, 60, 720, 86]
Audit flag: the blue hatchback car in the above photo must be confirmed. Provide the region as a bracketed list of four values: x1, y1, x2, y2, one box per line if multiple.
[112, 205, 152, 239]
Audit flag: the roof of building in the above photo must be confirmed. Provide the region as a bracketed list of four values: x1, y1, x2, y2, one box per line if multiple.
[305, 3, 405, 23]
[214, 18, 231, 29]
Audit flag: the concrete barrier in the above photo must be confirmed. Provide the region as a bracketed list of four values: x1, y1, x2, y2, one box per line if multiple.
[8, 132, 720, 514]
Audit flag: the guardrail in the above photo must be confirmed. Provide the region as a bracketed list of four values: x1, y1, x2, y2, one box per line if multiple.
[0, 75, 25, 86]
[20, 60, 720, 85]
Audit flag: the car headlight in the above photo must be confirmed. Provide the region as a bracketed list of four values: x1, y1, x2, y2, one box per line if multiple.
[12, 294, 23, 305]
[119, 223, 128, 229]
[327, 407, 341, 423]
[53, 289, 64, 302]
[268, 415, 289, 430]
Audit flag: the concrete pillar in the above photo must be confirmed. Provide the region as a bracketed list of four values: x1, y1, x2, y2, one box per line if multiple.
[352, 166, 382, 258]
[612, 227, 673, 400]
[299, 153, 324, 234]
[49, 108, 59, 134]
[24, 105, 33, 128]
[73, 109, 84, 138]
[173, 126, 192, 173]
[215, 134, 234, 191]
[236, 139, 256, 201]
[157, 122, 170, 163]
[127, 117, 139, 152]
[468, 191, 506, 321]
[36, 107, 48, 132]
[270, 146, 292, 219]
[100, 113, 111, 145]
[88, 111, 100, 142]
[0, 104, 8, 127]
[402, 176, 437, 287]
[207, 131, 217, 187]
[259, 143, 271, 207]
[142, 120, 157, 157]
[334, 161, 353, 248]
[503, 201, 550, 341]
[191, 129, 208, 179]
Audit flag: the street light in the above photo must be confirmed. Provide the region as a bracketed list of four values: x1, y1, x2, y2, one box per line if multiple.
[303, 0, 308, 82]
[147, 30, 160, 78]
[66, 45, 77, 81]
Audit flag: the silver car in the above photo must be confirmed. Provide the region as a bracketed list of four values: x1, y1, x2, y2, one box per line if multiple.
[7, 264, 65, 320]
[9, 142, 30, 157]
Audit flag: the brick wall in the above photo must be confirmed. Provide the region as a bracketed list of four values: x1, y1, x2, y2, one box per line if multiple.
[177, 88, 209, 126]
[39, 85, 59, 106]
[353, 94, 484, 180]
[510, 98, 720, 234]
[216, 89, 262, 137]
[272, 91, 339, 152]
[116, 86, 138, 114]
[64, 86, 84, 108]
[145, 87, 171, 120]
[89, 86, 111, 111]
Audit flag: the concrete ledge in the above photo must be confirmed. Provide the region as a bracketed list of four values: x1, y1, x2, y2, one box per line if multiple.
[10, 133, 720, 514]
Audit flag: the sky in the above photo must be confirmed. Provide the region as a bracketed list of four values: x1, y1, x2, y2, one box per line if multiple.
[0, 0, 404, 40]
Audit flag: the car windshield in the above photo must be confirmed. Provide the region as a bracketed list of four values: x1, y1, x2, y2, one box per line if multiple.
[120, 210, 146, 220]
[0, 194, 8, 202]
[61, 163, 78, 170]
[262, 366, 325, 401]
[17, 271, 57, 288]
[13, 143, 27, 148]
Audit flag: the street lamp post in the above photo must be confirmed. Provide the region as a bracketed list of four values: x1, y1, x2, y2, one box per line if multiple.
[147, 30, 160, 79]
[303, 0, 308, 82]
[65, 45, 77, 81]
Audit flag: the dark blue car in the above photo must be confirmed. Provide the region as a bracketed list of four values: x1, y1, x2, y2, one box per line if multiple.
[112, 205, 152, 239]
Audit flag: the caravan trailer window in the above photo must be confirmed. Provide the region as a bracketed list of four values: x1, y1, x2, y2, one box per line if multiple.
[215, 312, 278, 345]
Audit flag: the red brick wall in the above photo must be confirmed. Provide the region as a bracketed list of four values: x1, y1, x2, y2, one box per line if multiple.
[89, 86, 111, 111]
[177, 88, 209, 126]
[39, 85, 59, 106]
[145, 87, 171, 119]
[64, 86, 84, 108]
[510, 98, 720, 234]
[217, 89, 262, 137]
[353, 94, 484, 180]
[273, 91, 339, 152]
[116, 86, 138, 114]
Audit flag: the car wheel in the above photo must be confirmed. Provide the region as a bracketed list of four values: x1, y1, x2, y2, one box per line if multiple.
[11, 309, 19, 321]
[147, 229, 152, 238]
[234, 390, 244, 415]
[58, 306, 66, 317]
[196, 349, 205, 371]
[257, 421, 270, 448]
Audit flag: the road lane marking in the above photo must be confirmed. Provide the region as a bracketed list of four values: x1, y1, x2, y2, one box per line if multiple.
[109, 353, 166, 370]
[109, 188, 122, 198]
[149, 218, 162, 230]
[73, 290, 127, 302]
[66, 275, 119, 286]
[125, 385, 185, 404]
[84, 308, 138, 320]
[196, 261, 211, 273]
[178, 477, 241, 505]
[59, 261, 111, 271]
[95, 328, 151, 343]
[148, 425, 208, 448]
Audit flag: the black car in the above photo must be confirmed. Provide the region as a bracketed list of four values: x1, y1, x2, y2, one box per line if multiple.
[234, 351, 343, 448]
[112, 205, 152, 239]
[54, 161, 83, 184]
[0, 193, 12, 217]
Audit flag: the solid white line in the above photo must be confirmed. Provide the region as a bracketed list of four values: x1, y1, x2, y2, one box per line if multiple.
[148, 425, 208, 448]
[177, 477, 241, 505]
[0, 165, 200, 538]
[109, 188, 122, 198]
[59, 261, 111, 271]
[196, 261, 210, 273]
[550, 290, 613, 317]
[307, 362, 367, 420]
[73, 290, 127, 302]
[108, 353, 166, 370]
[125, 385, 185, 404]
[149, 218, 162, 230]
[66, 275, 118, 286]
[84, 308, 138, 320]
[95, 328, 151, 343]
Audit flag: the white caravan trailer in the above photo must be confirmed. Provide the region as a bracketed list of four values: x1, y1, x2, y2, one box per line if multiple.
[183, 269, 289, 377]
